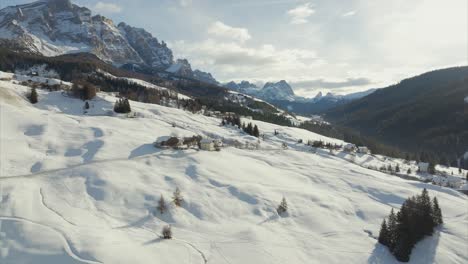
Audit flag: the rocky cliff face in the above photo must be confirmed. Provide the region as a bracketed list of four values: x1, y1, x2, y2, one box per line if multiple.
[0, 0, 216, 83]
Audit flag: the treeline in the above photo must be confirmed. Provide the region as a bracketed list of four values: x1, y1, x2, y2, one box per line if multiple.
[222, 116, 260, 137]
[201, 97, 292, 127]
[299, 121, 407, 159]
[378, 189, 443, 262]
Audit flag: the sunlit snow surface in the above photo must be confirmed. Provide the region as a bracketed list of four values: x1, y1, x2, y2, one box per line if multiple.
[0, 79, 467, 264]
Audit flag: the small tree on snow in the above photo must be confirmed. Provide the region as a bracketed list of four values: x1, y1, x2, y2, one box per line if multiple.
[162, 225, 172, 239]
[172, 187, 183, 207]
[29, 87, 38, 104]
[277, 197, 288, 215]
[157, 195, 167, 214]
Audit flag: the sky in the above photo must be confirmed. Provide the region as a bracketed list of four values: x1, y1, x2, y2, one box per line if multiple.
[1, 0, 467, 96]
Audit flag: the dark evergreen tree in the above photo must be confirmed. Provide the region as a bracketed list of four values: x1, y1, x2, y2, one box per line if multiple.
[172, 187, 183, 207]
[29, 87, 38, 104]
[432, 197, 443, 225]
[114, 98, 131, 113]
[396, 164, 400, 173]
[162, 225, 172, 239]
[277, 197, 288, 215]
[419, 188, 434, 236]
[378, 219, 390, 247]
[378, 189, 444, 262]
[393, 204, 412, 262]
[157, 195, 167, 214]
[253, 125, 260, 137]
[387, 208, 397, 250]
[428, 162, 436, 174]
[407, 168, 412, 174]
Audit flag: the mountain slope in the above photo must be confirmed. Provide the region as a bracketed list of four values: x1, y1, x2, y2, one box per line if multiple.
[326, 66, 468, 159]
[1, 76, 467, 264]
[0, 0, 216, 83]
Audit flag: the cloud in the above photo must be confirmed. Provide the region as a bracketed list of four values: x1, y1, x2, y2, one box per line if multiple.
[93, 2, 122, 14]
[171, 38, 321, 82]
[287, 3, 315, 24]
[207, 21, 251, 43]
[291, 78, 372, 89]
[342, 11, 356, 17]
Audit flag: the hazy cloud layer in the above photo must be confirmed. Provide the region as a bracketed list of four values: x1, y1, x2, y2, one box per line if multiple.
[287, 3, 315, 24]
[93, 1, 122, 14]
[291, 78, 372, 89]
[208, 21, 251, 43]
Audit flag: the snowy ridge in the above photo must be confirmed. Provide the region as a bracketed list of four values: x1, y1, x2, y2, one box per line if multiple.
[224, 80, 376, 103]
[0, 79, 467, 263]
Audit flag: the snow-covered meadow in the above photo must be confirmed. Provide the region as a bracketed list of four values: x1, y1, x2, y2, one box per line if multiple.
[0, 80, 467, 264]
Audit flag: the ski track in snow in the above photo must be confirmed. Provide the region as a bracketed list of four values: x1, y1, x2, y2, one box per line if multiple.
[39, 187, 77, 226]
[0, 216, 101, 264]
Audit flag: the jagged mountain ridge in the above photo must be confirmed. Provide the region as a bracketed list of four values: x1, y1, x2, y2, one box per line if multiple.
[224, 79, 376, 114]
[0, 0, 216, 83]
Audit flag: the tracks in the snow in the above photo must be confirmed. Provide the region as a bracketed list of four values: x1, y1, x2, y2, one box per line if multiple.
[0, 216, 101, 264]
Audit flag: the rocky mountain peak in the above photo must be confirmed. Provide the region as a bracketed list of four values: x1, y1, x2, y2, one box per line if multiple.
[45, 0, 73, 11]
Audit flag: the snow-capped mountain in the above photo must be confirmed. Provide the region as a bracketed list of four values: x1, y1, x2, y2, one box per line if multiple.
[261, 80, 296, 101]
[166, 59, 218, 84]
[224, 79, 377, 114]
[225, 80, 296, 101]
[0, 0, 217, 83]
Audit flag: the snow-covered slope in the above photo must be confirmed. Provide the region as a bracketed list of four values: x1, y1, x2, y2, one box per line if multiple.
[0, 80, 467, 264]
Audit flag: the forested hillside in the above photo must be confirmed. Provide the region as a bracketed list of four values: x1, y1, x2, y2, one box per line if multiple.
[326, 67, 468, 165]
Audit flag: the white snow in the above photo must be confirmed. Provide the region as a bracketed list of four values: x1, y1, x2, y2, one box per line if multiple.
[0, 79, 467, 264]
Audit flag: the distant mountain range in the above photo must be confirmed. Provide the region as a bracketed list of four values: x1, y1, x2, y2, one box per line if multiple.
[224, 79, 376, 114]
[0, 0, 217, 84]
[326, 66, 468, 159]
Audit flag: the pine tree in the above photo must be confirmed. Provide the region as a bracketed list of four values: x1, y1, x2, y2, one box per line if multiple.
[428, 162, 436, 174]
[432, 197, 443, 225]
[277, 197, 288, 215]
[393, 205, 412, 262]
[420, 188, 434, 235]
[246, 123, 253, 135]
[407, 168, 412, 174]
[124, 98, 131, 112]
[378, 219, 390, 247]
[253, 125, 260, 137]
[395, 164, 400, 173]
[387, 208, 397, 251]
[157, 195, 167, 214]
[172, 187, 183, 207]
[162, 225, 172, 239]
[29, 87, 38, 104]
